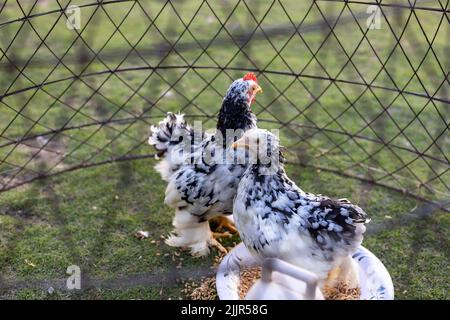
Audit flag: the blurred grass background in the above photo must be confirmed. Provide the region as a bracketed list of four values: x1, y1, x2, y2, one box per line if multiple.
[0, 0, 448, 299]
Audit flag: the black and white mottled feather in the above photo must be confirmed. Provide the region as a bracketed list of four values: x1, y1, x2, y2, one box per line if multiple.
[148, 75, 260, 256]
[233, 129, 369, 287]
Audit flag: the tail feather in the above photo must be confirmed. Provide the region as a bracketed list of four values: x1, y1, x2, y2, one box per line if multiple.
[148, 112, 190, 158]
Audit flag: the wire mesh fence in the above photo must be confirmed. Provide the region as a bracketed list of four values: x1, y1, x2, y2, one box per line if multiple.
[0, 0, 448, 212]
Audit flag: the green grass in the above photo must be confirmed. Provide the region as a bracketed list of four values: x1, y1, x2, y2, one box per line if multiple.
[0, 159, 448, 299]
[0, 0, 448, 299]
[0, 159, 218, 299]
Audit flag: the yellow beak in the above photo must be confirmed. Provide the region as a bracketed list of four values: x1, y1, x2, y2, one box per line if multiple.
[254, 84, 263, 94]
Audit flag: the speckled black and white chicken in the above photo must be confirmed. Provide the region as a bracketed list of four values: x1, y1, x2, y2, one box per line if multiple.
[232, 129, 369, 289]
[148, 73, 262, 256]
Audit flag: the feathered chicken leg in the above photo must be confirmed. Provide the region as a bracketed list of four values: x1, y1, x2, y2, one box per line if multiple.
[166, 208, 231, 256]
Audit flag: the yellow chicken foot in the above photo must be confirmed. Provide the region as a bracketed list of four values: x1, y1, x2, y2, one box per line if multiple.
[323, 257, 360, 290]
[323, 265, 341, 289]
[210, 216, 238, 234]
[213, 231, 232, 239]
[210, 237, 228, 254]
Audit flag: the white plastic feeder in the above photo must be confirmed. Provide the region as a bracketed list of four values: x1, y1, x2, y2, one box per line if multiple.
[245, 258, 325, 300]
[216, 243, 394, 300]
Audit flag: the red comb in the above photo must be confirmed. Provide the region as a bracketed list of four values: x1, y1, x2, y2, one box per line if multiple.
[243, 72, 257, 83]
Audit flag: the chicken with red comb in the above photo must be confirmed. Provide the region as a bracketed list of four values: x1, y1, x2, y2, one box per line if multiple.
[243, 72, 258, 83]
[149, 73, 263, 256]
